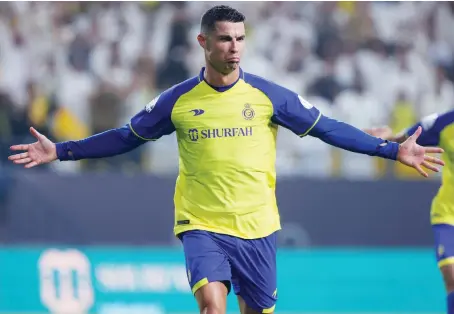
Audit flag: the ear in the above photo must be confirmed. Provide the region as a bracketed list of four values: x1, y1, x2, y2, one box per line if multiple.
[197, 33, 206, 49]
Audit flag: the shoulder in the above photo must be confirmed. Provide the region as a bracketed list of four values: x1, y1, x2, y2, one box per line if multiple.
[243, 72, 292, 96]
[436, 109, 454, 130]
[243, 72, 313, 109]
[421, 110, 454, 132]
[146, 76, 201, 112]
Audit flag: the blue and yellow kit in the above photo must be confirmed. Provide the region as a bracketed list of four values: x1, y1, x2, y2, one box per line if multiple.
[129, 68, 322, 240]
[131, 68, 321, 312]
[127, 67, 398, 239]
[56, 67, 400, 312]
[404, 110, 454, 267]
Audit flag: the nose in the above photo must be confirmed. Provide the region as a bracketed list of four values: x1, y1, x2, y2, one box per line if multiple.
[230, 39, 239, 53]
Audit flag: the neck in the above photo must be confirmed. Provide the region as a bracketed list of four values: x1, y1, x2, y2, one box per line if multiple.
[204, 63, 240, 87]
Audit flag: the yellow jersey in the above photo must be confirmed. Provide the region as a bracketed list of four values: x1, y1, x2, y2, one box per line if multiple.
[405, 110, 454, 225]
[129, 68, 321, 239]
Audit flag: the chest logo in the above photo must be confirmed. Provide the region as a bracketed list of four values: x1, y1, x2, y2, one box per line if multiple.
[188, 129, 199, 142]
[242, 104, 255, 120]
[187, 127, 253, 142]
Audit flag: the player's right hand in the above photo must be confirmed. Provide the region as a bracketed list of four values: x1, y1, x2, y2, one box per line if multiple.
[8, 127, 57, 168]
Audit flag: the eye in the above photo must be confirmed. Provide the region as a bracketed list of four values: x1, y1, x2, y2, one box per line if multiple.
[219, 36, 232, 42]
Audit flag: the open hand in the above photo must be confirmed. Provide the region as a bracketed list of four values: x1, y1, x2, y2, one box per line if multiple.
[8, 127, 57, 168]
[397, 126, 445, 178]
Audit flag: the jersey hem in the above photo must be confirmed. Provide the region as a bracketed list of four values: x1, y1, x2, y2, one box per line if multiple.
[174, 224, 281, 240]
[431, 219, 454, 226]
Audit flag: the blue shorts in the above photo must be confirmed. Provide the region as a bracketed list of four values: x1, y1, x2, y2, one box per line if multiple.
[180, 230, 278, 313]
[433, 224, 454, 267]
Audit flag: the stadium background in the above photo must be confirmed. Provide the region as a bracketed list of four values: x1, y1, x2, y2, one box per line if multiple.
[0, 1, 453, 313]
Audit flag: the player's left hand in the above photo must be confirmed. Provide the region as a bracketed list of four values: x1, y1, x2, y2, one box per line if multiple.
[397, 126, 445, 178]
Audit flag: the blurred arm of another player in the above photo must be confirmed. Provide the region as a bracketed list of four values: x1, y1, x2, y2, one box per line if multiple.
[362, 126, 395, 141]
[272, 93, 445, 178]
[9, 93, 172, 168]
[363, 125, 415, 144]
[364, 111, 452, 146]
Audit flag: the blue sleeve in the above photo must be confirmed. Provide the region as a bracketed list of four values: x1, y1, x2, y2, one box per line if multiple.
[55, 76, 200, 161]
[243, 73, 398, 160]
[129, 92, 176, 141]
[309, 115, 399, 160]
[243, 73, 321, 136]
[405, 111, 454, 146]
[56, 125, 145, 161]
[55, 92, 174, 161]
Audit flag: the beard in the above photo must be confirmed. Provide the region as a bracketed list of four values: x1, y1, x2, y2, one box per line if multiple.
[224, 61, 239, 72]
[207, 58, 239, 75]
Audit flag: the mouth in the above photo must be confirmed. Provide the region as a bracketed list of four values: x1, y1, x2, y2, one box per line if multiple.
[227, 58, 240, 63]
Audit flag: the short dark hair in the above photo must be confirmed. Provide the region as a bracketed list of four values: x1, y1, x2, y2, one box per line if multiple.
[200, 5, 245, 33]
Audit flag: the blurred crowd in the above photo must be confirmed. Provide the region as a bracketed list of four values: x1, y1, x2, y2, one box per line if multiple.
[0, 1, 453, 179]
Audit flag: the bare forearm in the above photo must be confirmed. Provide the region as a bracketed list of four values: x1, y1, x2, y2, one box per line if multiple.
[388, 133, 408, 144]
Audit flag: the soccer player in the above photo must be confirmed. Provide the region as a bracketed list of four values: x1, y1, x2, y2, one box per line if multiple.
[366, 110, 454, 314]
[9, 5, 445, 314]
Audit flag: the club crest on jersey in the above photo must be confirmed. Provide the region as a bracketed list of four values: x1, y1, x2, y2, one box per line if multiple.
[242, 104, 255, 120]
[145, 96, 159, 113]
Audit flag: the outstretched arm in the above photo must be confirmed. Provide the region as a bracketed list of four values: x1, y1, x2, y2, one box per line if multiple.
[309, 116, 400, 160]
[55, 125, 145, 161]
[267, 87, 444, 178]
[308, 115, 444, 177]
[9, 91, 177, 168]
[9, 125, 145, 168]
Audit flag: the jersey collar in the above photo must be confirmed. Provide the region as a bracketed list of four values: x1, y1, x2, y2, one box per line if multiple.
[199, 67, 244, 93]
